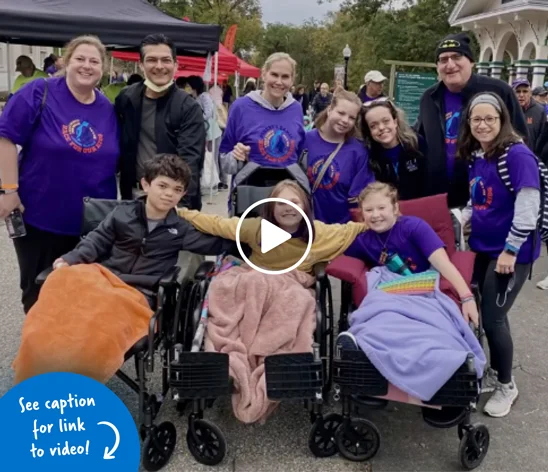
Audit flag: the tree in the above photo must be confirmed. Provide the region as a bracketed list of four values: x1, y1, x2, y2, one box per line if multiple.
[155, 0, 263, 54]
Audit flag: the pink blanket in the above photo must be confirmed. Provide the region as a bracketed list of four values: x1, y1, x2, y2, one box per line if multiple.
[204, 263, 317, 424]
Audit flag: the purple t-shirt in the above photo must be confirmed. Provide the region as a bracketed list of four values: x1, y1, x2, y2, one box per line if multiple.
[306, 130, 374, 224]
[468, 143, 541, 264]
[444, 90, 463, 180]
[219, 95, 305, 167]
[346, 215, 445, 273]
[0, 77, 119, 236]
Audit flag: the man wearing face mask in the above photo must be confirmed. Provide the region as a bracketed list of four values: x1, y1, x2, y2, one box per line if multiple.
[115, 34, 205, 209]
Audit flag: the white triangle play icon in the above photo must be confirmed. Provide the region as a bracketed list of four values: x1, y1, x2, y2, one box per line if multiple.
[260, 219, 292, 254]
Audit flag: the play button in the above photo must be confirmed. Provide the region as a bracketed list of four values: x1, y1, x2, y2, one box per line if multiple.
[260, 219, 291, 253]
[235, 197, 313, 275]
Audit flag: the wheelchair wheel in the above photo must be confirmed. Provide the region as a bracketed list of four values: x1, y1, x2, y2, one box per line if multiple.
[335, 418, 380, 462]
[186, 418, 227, 466]
[308, 412, 343, 457]
[458, 423, 490, 470]
[141, 421, 177, 471]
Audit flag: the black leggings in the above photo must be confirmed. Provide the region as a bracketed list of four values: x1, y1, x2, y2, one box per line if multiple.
[12, 223, 80, 314]
[473, 252, 530, 384]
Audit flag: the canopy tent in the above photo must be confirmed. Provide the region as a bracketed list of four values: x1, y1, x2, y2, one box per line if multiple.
[0, 0, 221, 55]
[112, 42, 238, 72]
[237, 58, 260, 78]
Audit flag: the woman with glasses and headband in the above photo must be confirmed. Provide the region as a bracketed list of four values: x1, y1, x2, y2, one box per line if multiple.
[304, 88, 374, 224]
[360, 98, 427, 200]
[457, 92, 541, 418]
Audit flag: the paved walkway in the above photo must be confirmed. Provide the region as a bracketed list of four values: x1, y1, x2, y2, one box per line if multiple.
[1, 190, 547, 471]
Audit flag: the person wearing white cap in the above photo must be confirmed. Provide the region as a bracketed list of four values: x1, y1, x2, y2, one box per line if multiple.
[358, 70, 387, 104]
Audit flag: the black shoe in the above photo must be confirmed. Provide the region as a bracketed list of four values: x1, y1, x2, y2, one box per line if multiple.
[218, 183, 229, 190]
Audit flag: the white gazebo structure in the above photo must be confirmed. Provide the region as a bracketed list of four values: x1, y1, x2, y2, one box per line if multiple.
[449, 0, 548, 87]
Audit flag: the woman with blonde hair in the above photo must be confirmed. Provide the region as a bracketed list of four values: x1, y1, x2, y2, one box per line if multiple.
[305, 87, 374, 223]
[0, 35, 120, 314]
[219, 53, 306, 205]
[361, 99, 426, 200]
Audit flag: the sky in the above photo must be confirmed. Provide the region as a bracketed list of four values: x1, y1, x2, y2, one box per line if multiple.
[260, 0, 343, 25]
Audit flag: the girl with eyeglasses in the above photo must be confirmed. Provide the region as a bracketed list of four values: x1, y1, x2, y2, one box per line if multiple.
[360, 99, 427, 200]
[456, 92, 541, 418]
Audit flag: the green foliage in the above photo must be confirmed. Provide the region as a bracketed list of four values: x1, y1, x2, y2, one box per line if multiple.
[151, 0, 469, 92]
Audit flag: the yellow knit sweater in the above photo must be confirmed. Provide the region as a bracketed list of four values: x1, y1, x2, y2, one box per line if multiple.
[178, 209, 366, 274]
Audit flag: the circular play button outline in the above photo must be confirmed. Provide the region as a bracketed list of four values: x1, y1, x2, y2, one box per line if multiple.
[235, 197, 313, 275]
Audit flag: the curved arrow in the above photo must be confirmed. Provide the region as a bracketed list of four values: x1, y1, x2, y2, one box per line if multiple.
[97, 421, 120, 460]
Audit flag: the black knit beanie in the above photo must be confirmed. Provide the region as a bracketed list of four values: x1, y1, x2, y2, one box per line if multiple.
[436, 32, 475, 63]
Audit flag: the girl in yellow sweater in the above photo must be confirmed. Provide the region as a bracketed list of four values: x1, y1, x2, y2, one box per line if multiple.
[178, 179, 367, 273]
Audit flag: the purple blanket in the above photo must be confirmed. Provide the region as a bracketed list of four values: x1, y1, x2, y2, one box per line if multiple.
[348, 267, 486, 401]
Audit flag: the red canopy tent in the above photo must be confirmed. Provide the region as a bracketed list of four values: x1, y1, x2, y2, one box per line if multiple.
[112, 42, 238, 73]
[237, 57, 260, 78]
[112, 43, 260, 78]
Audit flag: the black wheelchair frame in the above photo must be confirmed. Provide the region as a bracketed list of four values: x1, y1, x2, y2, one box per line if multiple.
[169, 166, 340, 465]
[320, 212, 490, 470]
[33, 197, 213, 472]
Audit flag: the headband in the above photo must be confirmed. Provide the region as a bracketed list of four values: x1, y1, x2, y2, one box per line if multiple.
[469, 94, 502, 114]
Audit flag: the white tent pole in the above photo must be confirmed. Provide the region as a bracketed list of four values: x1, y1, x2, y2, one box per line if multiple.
[109, 56, 114, 84]
[209, 51, 219, 205]
[235, 71, 240, 98]
[6, 42, 12, 93]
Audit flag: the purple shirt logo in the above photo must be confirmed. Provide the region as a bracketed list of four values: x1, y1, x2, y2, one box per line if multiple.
[470, 176, 493, 210]
[62, 119, 103, 154]
[445, 110, 460, 142]
[308, 156, 341, 190]
[258, 125, 295, 163]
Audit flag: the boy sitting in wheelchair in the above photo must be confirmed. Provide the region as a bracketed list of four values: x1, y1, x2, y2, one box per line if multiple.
[336, 182, 486, 402]
[53, 153, 233, 306]
[13, 154, 233, 385]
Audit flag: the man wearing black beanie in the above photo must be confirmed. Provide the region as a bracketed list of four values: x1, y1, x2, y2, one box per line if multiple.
[415, 32, 528, 209]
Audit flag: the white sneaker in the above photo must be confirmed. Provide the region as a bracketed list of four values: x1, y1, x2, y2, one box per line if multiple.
[483, 380, 519, 418]
[537, 275, 548, 290]
[480, 367, 498, 394]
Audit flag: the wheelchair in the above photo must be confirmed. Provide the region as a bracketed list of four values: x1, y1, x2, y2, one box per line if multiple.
[170, 164, 340, 465]
[34, 197, 211, 471]
[322, 194, 490, 470]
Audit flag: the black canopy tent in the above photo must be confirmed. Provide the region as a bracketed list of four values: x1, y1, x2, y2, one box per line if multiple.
[0, 0, 221, 55]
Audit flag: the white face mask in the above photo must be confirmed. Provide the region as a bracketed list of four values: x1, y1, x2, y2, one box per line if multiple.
[144, 78, 173, 93]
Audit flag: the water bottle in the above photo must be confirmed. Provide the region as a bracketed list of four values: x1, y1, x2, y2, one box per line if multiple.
[386, 252, 413, 276]
[5, 209, 26, 239]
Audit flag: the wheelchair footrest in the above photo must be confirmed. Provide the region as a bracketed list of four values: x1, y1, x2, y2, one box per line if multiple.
[170, 352, 230, 399]
[424, 362, 479, 407]
[265, 353, 323, 400]
[333, 349, 388, 396]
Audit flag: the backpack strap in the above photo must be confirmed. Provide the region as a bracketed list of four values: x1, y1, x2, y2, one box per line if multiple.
[496, 146, 513, 193]
[312, 141, 343, 193]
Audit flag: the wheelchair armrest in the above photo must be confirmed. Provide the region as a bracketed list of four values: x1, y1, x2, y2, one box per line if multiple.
[35, 266, 54, 285]
[313, 262, 328, 279]
[159, 265, 181, 288]
[194, 260, 215, 280]
[326, 255, 368, 284]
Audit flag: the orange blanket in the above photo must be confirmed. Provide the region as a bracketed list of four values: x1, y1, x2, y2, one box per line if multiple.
[204, 263, 317, 424]
[12, 263, 154, 385]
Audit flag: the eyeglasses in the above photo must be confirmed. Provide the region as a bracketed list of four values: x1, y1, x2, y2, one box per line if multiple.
[469, 116, 500, 126]
[362, 97, 398, 112]
[437, 53, 464, 65]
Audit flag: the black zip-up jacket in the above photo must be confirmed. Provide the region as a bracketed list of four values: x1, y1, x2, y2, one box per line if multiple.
[115, 83, 205, 209]
[523, 99, 548, 160]
[367, 136, 428, 201]
[61, 198, 233, 291]
[415, 73, 528, 208]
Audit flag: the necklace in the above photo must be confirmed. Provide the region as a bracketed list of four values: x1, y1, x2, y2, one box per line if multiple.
[376, 222, 396, 264]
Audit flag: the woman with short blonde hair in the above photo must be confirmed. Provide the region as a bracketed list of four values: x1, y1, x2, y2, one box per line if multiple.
[0, 34, 120, 314]
[219, 52, 306, 208]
